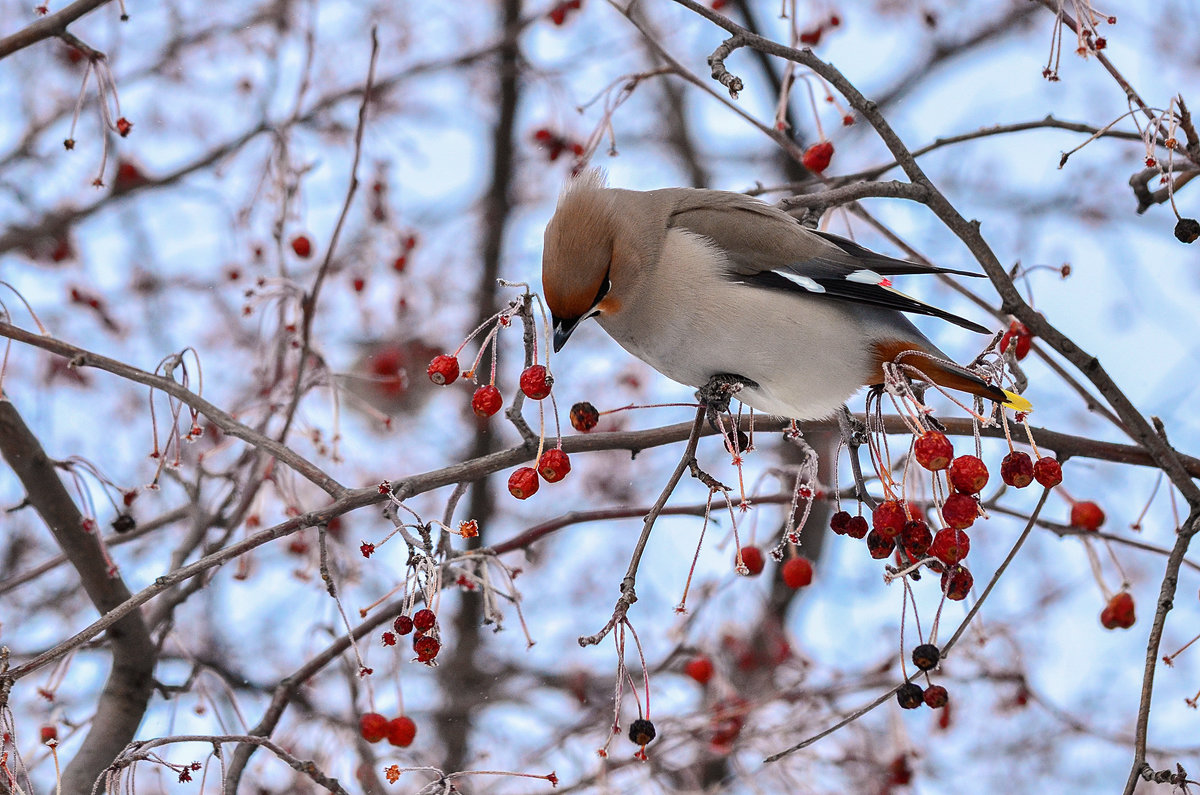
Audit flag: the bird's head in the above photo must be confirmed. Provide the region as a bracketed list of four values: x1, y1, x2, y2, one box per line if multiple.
[541, 170, 617, 352]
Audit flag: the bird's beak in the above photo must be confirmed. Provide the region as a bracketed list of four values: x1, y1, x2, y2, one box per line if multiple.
[552, 315, 579, 352]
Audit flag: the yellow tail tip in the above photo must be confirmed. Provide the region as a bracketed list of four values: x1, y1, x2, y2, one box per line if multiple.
[1001, 389, 1033, 413]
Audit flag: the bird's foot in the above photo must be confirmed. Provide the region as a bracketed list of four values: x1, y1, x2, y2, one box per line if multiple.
[697, 373, 757, 429]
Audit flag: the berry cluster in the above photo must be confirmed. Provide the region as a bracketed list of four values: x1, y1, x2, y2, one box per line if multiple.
[895, 644, 951, 712]
[423, 295, 571, 501]
[388, 608, 441, 663]
[532, 127, 585, 162]
[359, 712, 417, 747]
[831, 428, 1064, 603]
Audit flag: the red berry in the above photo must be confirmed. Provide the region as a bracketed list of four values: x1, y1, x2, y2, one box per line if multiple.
[914, 431, 954, 471]
[115, 116, 133, 137]
[901, 519, 932, 558]
[930, 528, 970, 565]
[866, 530, 896, 559]
[924, 684, 949, 709]
[999, 320, 1032, 360]
[426, 354, 459, 386]
[736, 546, 765, 576]
[845, 515, 869, 539]
[537, 448, 571, 482]
[519, 365, 553, 399]
[508, 467, 540, 500]
[414, 635, 441, 661]
[940, 565, 973, 600]
[569, 401, 600, 432]
[1070, 501, 1105, 531]
[1100, 592, 1135, 629]
[360, 712, 388, 743]
[801, 140, 834, 173]
[1033, 456, 1063, 487]
[413, 608, 436, 633]
[40, 725, 57, 744]
[830, 510, 851, 535]
[948, 455, 989, 494]
[872, 500, 907, 539]
[781, 557, 814, 589]
[290, 235, 312, 258]
[471, 385, 503, 417]
[941, 492, 978, 530]
[387, 716, 417, 747]
[1000, 451, 1035, 488]
[394, 615, 414, 635]
[533, 127, 554, 142]
[798, 27, 823, 46]
[684, 655, 714, 684]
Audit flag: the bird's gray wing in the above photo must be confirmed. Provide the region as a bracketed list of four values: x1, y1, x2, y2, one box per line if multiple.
[662, 189, 989, 333]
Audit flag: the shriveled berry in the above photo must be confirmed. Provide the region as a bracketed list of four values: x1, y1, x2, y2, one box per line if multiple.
[414, 635, 441, 661]
[781, 557, 814, 589]
[40, 725, 57, 744]
[866, 530, 896, 559]
[111, 513, 136, 533]
[872, 499, 907, 539]
[830, 510, 852, 535]
[930, 528, 970, 565]
[1033, 456, 1063, 487]
[1070, 501, 1105, 531]
[1100, 592, 1135, 629]
[912, 643, 941, 671]
[290, 235, 313, 258]
[923, 684, 949, 709]
[897, 682, 925, 710]
[360, 712, 388, 743]
[845, 515, 869, 539]
[471, 385, 502, 417]
[519, 364, 553, 399]
[801, 140, 834, 173]
[914, 431, 954, 471]
[412, 608, 436, 633]
[901, 519, 932, 558]
[570, 401, 599, 432]
[1001, 451, 1035, 488]
[427, 354, 459, 386]
[999, 320, 1032, 360]
[537, 448, 571, 482]
[508, 467, 540, 500]
[628, 718, 656, 746]
[387, 716, 417, 747]
[684, 655, 714, 685]
[941, 565, 973, 600]
[393, 615, 414, 635]
[948, 455, 989, 494]
[736, 546, 765, 576]
[941, 492, 978, 530]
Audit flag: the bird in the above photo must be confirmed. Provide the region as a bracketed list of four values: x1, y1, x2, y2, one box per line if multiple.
[541, 169, 1030, 422]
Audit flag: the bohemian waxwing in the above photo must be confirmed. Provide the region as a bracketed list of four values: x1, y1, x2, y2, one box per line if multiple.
[541, 170, 1029, 421]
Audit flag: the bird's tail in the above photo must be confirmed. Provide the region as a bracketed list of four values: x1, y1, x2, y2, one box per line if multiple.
[874, 342, 1033, 412]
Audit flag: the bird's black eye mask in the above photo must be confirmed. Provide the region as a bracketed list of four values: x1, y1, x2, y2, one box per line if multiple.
[553, 275, 610, 352]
